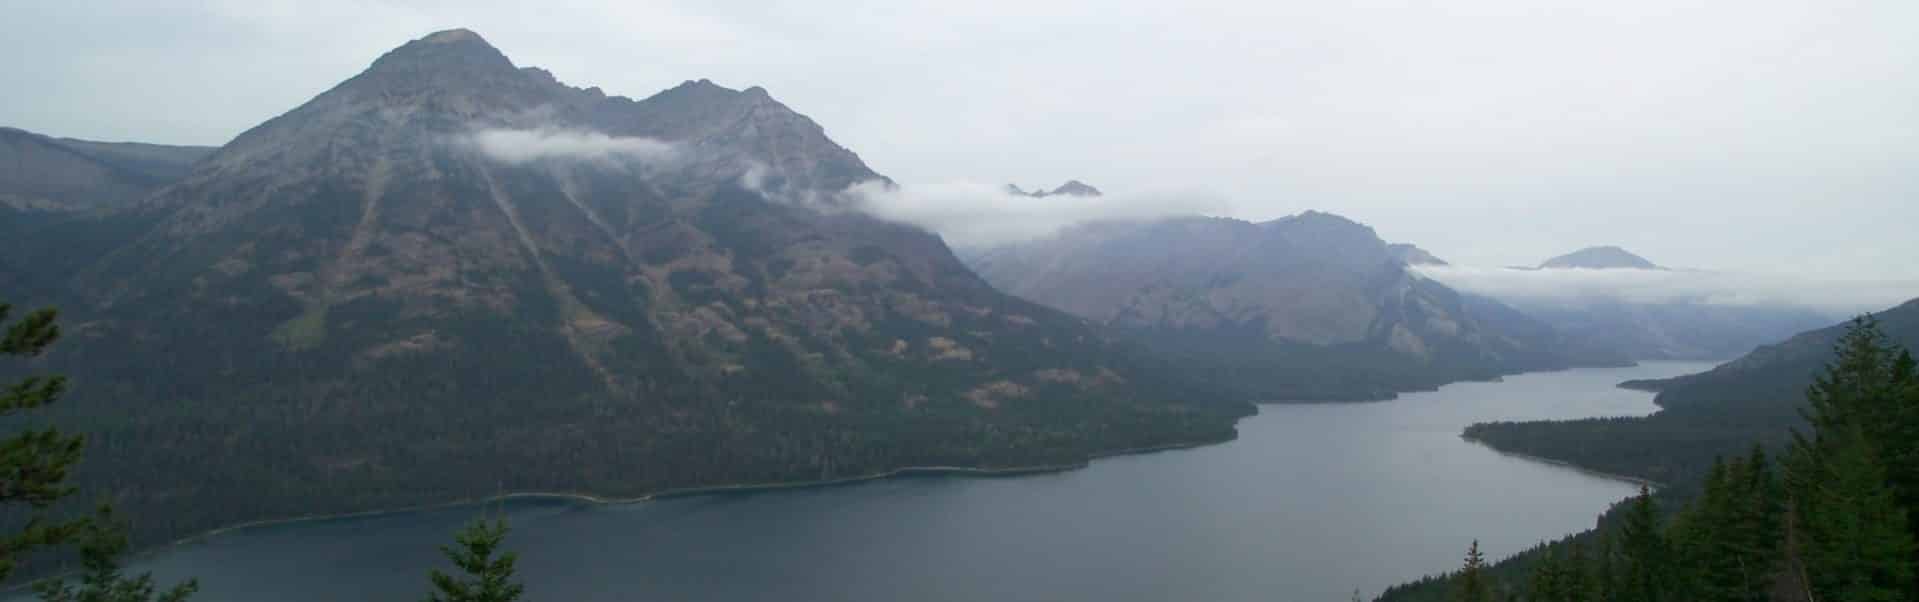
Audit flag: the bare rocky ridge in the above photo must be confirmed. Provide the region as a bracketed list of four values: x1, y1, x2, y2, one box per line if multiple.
[1, 29, 1245, 549]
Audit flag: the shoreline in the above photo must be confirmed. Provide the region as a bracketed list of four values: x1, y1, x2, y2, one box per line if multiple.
[1461, 435, 1665, 490]
[154, 434, 1234, 552]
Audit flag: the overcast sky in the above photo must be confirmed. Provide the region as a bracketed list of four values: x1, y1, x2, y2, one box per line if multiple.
[5, 0, 1916, 280]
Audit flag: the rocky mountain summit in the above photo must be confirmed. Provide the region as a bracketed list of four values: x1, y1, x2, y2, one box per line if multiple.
[2, 30, 1245, 548]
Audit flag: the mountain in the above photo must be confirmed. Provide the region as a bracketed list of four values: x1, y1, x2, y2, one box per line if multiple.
[1538, 245, 1660, 269]
[0, 29, 1248, 549]
[1387, 243, 1447, 266]
[0, 126, 213, 210]
[1005, 179, 1102, 198]
[1507, 299, 1835, 360]
[1425, 247, 1835, 360]
[1466, 297, 1919, 485]
[965, 211, 1628, 400]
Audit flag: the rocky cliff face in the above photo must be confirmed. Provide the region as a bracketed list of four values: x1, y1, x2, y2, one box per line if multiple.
[3, 29, 1245, 548]
[967, 211, 1626, 399]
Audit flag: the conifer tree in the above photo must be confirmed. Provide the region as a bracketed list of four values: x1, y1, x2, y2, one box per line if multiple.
[1592, 533, 1618, 602]
[1728, 446, 1782, 601]
[1451, 540, 1492, 602]
[1561, 542, 1593, 602]
[0, 302, 88, 582]
[1798, 318, 1919, 518]
[1525, 548, 1567, 602]
[426, 518, 523, 602]
[1792, 428, 1912, 602]
[1615, 486, 1668, 602]
[32, 507, 198, 602]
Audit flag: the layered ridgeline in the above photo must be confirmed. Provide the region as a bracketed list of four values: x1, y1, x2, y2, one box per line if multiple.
[0, 127, 213, 210]
[0, 30, 1249, 547]
[1422, 246, 1834, 360]
[966, 212, 1628, 401]
[1468, 297, 1919, 486]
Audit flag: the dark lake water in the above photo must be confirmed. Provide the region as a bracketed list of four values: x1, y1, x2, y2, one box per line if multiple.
[86, 362, 1711, 602]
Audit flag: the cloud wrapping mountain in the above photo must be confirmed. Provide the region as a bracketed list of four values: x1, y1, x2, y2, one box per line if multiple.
[464, 127, 678, 164]
[847, 179, 1232, 248]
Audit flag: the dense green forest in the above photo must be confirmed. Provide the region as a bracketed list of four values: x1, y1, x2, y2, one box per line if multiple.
[2, 300, 199, 600]
[0, 236, 1250, 555]
[1462, 299, 1919, 487]
[1379, 319, 1919, 601]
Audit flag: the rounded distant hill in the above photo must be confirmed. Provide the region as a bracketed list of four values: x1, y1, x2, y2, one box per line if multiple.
[1539, 246, 1660, 270]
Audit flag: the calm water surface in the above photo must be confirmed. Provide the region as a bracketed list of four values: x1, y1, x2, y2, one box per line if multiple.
[102, 362, 1711, 602]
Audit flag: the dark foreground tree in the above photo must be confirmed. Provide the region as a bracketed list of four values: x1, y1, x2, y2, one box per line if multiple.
[1790, 427, 1912, 602]
[427, 518, 523, 602]
[0, 301, 87, 582]
[1451, 540, 1492, 602]
[32, 507, 197, 602]
[1615, 486, 1669, 602]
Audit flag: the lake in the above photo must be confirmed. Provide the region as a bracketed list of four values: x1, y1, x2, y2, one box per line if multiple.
[95, 362, 1711, 602]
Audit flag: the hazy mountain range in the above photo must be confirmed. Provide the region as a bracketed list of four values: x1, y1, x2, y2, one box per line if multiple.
[0, 27, 1892, 558]
[1414, 246, 1835, 360]
[965, 211, 1629, 400]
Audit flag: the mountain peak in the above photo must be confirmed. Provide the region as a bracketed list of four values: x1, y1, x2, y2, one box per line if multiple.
[1539, 246, 1660, 270]
[1049, 180, 1102, 197]
[1006, 180, 1103, 198]
[364, 28, 513, 75]
[420, 28, 485, 44]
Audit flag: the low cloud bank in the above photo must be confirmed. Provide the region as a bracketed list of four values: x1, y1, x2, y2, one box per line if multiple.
[465, 128, 676, 164]
[1415, 265, 1919, 315]
[846, 179, 1232, 248]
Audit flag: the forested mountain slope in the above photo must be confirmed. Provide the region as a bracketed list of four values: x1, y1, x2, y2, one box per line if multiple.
[1467, 297, 1919, 489]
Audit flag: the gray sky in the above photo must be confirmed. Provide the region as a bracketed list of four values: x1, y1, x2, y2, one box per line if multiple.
[5, 0, 1917, 281]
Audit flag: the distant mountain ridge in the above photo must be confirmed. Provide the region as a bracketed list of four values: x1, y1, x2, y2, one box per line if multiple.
[967, 211, 1629, 400]
[1420, 247, 1835, 360]
[1005, 180, 1102, 198]
[0, 126, 213, 210]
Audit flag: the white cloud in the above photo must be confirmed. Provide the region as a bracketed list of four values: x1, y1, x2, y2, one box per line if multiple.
[846, 180, 1233, 248]
[1414, 265, 1919, 315]
[465, 128, 676, 165]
